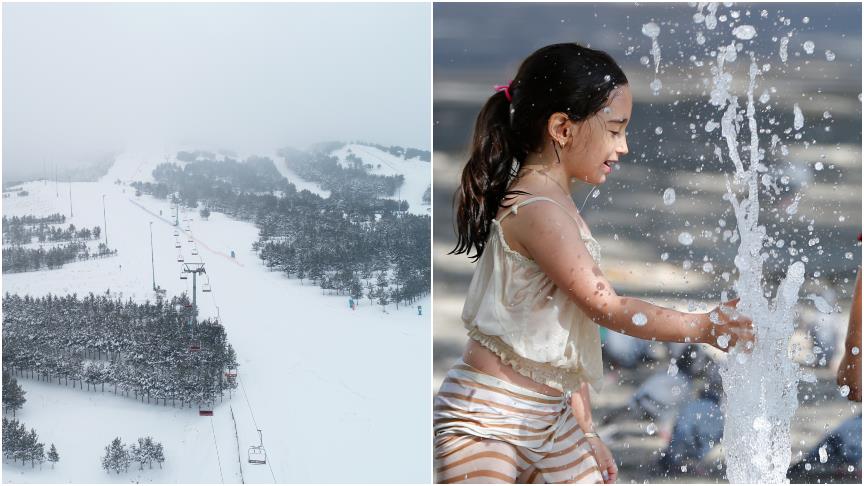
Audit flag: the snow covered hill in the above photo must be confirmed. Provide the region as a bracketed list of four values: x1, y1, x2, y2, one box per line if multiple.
[2, 152, 430, 483]
[330, 143, 431, 215]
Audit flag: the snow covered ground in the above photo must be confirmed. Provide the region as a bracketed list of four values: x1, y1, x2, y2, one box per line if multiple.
[2, 153, 431, 483]
[330, 144, 431, 215]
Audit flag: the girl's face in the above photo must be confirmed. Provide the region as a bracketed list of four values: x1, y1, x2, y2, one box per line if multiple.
[564, 85, 632, 185]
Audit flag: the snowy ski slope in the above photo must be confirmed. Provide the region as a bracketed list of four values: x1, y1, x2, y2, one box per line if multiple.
[330, 144, 431, 215]
[1, 152, 431, 483]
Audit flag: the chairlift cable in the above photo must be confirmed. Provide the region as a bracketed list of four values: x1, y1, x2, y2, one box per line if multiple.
[211, 416, 226, 484]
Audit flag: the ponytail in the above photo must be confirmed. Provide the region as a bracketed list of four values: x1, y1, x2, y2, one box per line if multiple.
[451, 90, 526, 261]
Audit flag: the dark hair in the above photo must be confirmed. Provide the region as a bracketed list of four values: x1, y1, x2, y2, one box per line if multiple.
[451, 43, 628, 260]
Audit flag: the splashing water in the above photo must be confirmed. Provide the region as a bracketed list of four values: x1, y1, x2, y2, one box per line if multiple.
[678, 232, 694, 246]
[732, 25, 757, 40]
[793, 103, 804, 130]
[632, 312, 648, 326]
[663, 188, 676, 205]
[700, 9, 806, 483]
[642, 21, 662, 95]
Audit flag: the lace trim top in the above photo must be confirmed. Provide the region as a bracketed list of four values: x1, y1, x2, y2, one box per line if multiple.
[461, 196, 604, 392]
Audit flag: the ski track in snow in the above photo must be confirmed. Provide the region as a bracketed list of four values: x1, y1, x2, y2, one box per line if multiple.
[2, 154, 430, 483]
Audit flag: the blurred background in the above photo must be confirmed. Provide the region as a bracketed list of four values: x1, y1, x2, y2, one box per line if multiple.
[433, 3, 861, 483]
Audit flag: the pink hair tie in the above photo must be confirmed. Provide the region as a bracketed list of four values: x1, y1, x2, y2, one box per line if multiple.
[493, 81, 513, 102]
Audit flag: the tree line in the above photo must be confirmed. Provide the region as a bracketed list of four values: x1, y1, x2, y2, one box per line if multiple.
[3, 215, 101, 245]
[2, 292, 238, 407]
[2, 241, 116, 273]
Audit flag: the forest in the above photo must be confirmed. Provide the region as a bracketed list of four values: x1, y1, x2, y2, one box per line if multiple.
[132, 145, 430, 307]
[2, 292, 238, 407]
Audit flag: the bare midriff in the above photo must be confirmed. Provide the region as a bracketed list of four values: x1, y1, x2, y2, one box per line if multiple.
[462, 339, 563, 397]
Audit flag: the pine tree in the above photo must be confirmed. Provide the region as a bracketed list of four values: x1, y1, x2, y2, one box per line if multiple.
[131, 439, 145, 470]
[47, 443, 59, 468]
[153, 441, 165, 469]
[101, 437, 129, 474]
[2, 370, 27, 416]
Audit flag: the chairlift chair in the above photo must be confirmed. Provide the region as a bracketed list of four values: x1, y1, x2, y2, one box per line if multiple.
[180, 272, 188, 280]
[177, 254, 184, 263]
[175, 241, 181, 249]
[198, 403, 213, 416]
[189, 340, 201, 353]
[191, 247, 198, 256]
[248, 429, 267, 465]
[174, 230, 179, 237]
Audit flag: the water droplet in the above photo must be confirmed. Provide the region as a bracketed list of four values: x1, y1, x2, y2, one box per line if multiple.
[646, 422, 657, 435]
[702, 262, 714, 273]
[660, 252, 669, 261]
[717, 334, 730, 348]
[825, 50, 835, 61]
[705, 120, 719, 132]
[641, 22, 660, 38]
[805, 463, 812, 471]
[667, 363, 679, 376]
[732, 25, 756, 40]
[793, 103, 804, 130]
[632, 312, 648, 326]
[603, 74, 611, 83]
[803, 40, 815, 54]
[678, 232, 694, 246]
[818, 445, 828, 463]
[640, 56, 650, 66]
[846, 252, 854, 260]
[840, 385, 851, 397]
[650, 78, 663, 95]
[849, 466, 855, 473]
[805, 294, 834, 313]
[823, 111, 832, 119]
[802, 16, 810, 24]
[663, 188, 676, 205]
[814, 162, 824, 171]
[852, 347, 859, 356]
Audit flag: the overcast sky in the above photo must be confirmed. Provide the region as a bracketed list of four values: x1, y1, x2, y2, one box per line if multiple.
[3, 2, 430, 182]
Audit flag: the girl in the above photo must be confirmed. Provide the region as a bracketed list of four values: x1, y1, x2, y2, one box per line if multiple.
[434, 43, 754, 484]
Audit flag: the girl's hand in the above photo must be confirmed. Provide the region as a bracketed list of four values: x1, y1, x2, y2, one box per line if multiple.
[702, 298, 754, 351]
[586, 436, 618, 483]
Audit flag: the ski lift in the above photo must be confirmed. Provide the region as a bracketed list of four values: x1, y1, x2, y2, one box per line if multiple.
[202, 280, 211, 293]
[174, 229, 179, 237]
[225, 369, 237, 384]
[248, 429, 267, 465]
[198, 403, 213, 416]
[180, 271, 188, 280]
[191, 247, 198, 256]
[187, 237, 193, 243]
[189, 340, 201, 352]
[175, 241, 181, 249]
[177, 254, 184, 263]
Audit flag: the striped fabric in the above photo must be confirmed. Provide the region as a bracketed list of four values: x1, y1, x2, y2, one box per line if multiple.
[434, 361, 603, 484]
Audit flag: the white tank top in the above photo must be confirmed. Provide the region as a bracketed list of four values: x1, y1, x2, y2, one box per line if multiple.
[461, 196, 604, 392]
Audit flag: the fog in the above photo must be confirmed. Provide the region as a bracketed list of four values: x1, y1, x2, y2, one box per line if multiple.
[3, 3, 430, 183]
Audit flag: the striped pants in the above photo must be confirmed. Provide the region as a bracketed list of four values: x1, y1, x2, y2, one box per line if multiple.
[434, 361, 603, 484]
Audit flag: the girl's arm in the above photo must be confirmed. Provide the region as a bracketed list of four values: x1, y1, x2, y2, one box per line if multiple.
[570, 382, 617, 483]
[510, 203, 752, 349]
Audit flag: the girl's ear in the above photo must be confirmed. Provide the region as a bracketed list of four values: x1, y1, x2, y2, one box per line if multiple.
[547, 112, 571, 148]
